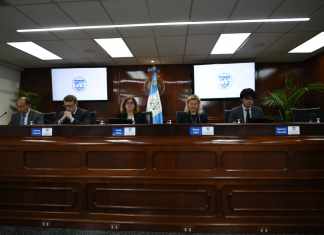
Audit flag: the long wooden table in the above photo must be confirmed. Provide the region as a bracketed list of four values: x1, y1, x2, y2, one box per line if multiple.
[0, 123, 324, 233]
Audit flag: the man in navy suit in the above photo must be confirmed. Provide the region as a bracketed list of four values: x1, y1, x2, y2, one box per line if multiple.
[228, 88, 264, 123]
[56, 95, 90, 125]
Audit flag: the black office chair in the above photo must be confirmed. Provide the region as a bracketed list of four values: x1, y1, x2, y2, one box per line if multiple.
[88, 111, 97, 124]
[291, 107, 321, 122]
[142, 112, 152, 124]
[176, 111, 186, 123]
[43, 112, 56, 124]
[224, 109, 232, 123]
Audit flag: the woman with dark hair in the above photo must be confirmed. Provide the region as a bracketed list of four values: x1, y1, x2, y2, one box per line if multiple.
[176, 94, 208, 123]
[119, 96, 146, 124]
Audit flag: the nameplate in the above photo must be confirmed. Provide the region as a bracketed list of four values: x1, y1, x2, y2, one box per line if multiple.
[189, 126, 214, 136]
[31, 128, 53, 137]
[288, 126, 300, 135]
[275, 126, 300, 136]
[42, 128, 53, 137]
[31, 128, 42, 137]
[112, 127, 136, 136]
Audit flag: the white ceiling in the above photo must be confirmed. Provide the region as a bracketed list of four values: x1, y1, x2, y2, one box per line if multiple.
[0, 0, 324, 68]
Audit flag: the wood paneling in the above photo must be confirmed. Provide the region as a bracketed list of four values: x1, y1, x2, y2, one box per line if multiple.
[88, 184, 213, 215]
[19, 53, 324, 122]
[0, 151, 23, 170]
[221, 151, 288, 171]
[87, 151, 146, 169]
[1, 125, 324, 232]
[153, 151, 216, 170]
[293, 151, 324, 171]
[24, 151, 82, 169]
[0, 183, 79, 212]
[224, 185, 324, 216]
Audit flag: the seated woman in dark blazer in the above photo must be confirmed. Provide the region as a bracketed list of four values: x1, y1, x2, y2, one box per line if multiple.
[119, 96, 147, 124]
[176, 94, 208, 123]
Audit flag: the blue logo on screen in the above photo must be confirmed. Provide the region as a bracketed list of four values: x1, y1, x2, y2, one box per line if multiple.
[218, 73, 232, 89]
[72, 76, 87, 92]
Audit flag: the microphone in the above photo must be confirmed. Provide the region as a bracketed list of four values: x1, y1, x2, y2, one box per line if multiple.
[0, 112, 7, 119]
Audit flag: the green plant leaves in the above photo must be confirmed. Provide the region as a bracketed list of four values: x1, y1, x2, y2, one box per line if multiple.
[262, 78, 324, 121]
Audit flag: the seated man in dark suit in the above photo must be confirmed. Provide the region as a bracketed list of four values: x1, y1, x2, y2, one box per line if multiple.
[228, 88, 264, 123]
[176, 94, 208, 123]
[57, 95, 90, 125]
[9, 97, 43, 126]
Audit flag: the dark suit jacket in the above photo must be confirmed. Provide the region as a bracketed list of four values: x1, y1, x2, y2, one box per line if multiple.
[119, 112, 147, 124]
[228, 105, 264, 123]
[176, 111, 208, 124]
[57, 108, 91, 124]
[9, 109, 44, 126]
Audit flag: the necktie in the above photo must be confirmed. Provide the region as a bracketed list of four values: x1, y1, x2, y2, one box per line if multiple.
[245, 109, 251, 123]
[20, 113, 26, 126]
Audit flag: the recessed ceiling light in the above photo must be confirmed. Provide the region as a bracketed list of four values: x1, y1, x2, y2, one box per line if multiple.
[17, 18, 310, 33]
[211, 33, 251, 54]
[289, 32, 324, 53]
[6, 42, 62, 60]
[150, 59, 155, 63]
[94, 38, 133, 58]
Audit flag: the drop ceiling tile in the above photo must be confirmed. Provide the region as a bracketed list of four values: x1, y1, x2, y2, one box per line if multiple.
[154, 26, 187, 37]
[119, 27, 154, 38]
[124, 37, 158, 57]
[191, 0, 237, 20]
[101, 0, 150, 24]
[148, 0, 191, 22]
[159, 56, 183, 64]
[188, 25, 223, 35]
[231, 0, 282, 19]
[271, 0, 324, 17]
[5, 0, 51, 5]
[156, 36, 186, 56]
[17, 3, 75, 27]
[185, 35, 218, 56]
[59, 1, 112, 25]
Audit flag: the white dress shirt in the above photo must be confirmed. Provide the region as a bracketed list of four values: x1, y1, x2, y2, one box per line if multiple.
[22, 109, 31, 125]
[242, 104, 252, 123]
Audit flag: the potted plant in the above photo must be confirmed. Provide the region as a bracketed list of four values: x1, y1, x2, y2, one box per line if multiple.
[262, 77, 324, 121]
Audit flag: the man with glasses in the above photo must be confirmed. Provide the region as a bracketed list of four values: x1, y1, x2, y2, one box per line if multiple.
[57, 95, 90, 124]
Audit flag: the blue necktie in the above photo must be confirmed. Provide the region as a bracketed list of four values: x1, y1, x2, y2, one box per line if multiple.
[20, 113, 26, 126]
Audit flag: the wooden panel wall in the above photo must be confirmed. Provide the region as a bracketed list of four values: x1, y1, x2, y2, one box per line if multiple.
[20, 53, 324, 122]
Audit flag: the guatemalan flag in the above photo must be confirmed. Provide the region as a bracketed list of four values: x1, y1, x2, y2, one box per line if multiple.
[146, 66, 163, 124]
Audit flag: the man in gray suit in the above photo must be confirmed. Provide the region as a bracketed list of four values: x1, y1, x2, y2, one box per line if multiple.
[9, 97, 43, 126]
[228, 88, 264, 123]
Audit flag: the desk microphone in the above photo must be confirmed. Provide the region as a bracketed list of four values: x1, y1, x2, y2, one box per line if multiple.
[0, 112, 7, 119]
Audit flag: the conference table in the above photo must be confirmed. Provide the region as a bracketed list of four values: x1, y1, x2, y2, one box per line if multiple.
[0, 123, 324, 233]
